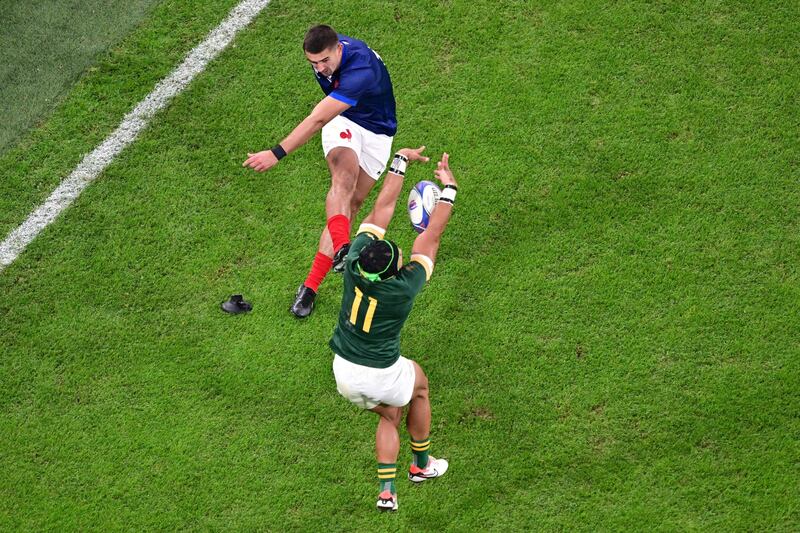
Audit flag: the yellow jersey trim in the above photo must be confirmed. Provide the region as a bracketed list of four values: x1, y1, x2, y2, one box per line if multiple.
[410, 254, 434, 281]
[357, 223, 386, 239]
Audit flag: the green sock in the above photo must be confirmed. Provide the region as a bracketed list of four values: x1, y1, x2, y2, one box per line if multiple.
[410, 437, 430, 469]
[378, 463, 396, 494]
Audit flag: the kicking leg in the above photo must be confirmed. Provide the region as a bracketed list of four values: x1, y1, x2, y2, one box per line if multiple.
[316, 166, 378, 259]
[291, 148, 361, 318]
[324, 147, 360, 258]
[325, 147, 361, 220]
[329, 165, 377, 273]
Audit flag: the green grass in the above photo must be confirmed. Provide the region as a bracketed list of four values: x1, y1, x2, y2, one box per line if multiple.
[2, 0, 799, 530]
[0, 0, 166, 156]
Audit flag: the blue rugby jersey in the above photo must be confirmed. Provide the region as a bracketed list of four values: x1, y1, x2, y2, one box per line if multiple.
[313, 34, 397, 136]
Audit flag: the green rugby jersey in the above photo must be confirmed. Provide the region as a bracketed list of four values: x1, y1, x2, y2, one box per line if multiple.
[329, 230, 429, 368]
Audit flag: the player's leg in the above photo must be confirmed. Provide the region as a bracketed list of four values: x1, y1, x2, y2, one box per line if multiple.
[307, 168, 375, 261]
[328, 128, 392, 273]
[405, 361, 430, 444]
[329, 165, 381, 273]
[371, 404, 403, 511]
[351, 166, 379, 212]
[291, 147, 360, 318]
[333, 354, 409, 511]
[291, 156, 377, 318]
[321, 160, 375, 262]
[324, 145, 362, 268]
[336, 123, 391, 225]
[325, 146, 361, 221]
[406, 361, 449, 482]
[372, 404, 402, 464]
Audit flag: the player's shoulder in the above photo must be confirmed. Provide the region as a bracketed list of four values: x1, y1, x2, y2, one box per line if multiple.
[339, 35, 375, 67]
[399, 261, 426, 280]
[407, 254, 434, 281]
[347, 232, 372, 258]
[385, 263, 426, 299]
[338, 34, 367, 51]
[394, 255, 432, 290]
[355, 223, 385, 240]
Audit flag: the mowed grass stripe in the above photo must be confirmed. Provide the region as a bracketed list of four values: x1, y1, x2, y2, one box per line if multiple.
[1, 0, 799, 530]
[0, 0, 271, 271]
[0, 0, 165, 156]
[0, 0, 247, 240]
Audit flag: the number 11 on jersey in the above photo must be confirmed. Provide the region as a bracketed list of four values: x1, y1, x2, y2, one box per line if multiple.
[350, 287, 378, 333]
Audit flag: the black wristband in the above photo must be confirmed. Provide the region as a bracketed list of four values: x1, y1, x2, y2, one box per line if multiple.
[271, 144, 287, 160]
[444, 184, 458, 192]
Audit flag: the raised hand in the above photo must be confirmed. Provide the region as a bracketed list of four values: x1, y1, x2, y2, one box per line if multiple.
[433, 152, 457, 187]
[397, 145, 430, 163]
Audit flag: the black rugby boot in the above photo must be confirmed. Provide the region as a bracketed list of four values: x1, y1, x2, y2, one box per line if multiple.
[290, 284, 316, 318]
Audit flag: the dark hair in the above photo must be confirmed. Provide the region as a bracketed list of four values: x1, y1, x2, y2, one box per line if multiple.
[303, 25, 339, 53]
[358, 240, 400, 281]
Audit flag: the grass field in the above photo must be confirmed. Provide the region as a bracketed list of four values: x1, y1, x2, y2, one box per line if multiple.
[1, 0, 799, 530]
[0, 0, 164, 156]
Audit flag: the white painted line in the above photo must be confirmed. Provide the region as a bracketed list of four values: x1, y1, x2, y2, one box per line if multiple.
[0, 0, 270, 271]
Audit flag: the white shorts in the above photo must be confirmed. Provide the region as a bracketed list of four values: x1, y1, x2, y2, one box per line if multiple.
[332, 354, 416, 410]
[321, 115, 393, 180]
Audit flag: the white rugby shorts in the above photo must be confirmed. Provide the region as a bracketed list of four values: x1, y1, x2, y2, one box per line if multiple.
[321, 115, 393, 180]
[332, 354, 416, 410]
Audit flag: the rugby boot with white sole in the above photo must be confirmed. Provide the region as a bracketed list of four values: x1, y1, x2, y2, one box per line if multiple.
[376, 490, 398, 512]
[408, 456, 449, 483]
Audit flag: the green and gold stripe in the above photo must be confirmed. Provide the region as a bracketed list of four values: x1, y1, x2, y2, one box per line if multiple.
[410, 439, 430, 452]
[377, 464, 397, 480]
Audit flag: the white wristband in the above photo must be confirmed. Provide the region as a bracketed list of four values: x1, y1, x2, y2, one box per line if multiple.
[440, 187, 456, 204]
[388, 154, 408, 175]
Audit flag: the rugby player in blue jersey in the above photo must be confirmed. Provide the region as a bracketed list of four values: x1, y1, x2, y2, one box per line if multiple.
[243, 25, 406, 318]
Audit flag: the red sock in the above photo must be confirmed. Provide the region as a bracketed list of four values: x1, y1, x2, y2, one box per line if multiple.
[327, 214, 351, 253]
[304, 252, 333, 292]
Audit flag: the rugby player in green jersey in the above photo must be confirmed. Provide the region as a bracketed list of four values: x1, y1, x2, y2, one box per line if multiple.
[329, 147, 458, 512]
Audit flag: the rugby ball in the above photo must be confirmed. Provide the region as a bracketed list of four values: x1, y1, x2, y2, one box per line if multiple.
[408, 180, 441, 233]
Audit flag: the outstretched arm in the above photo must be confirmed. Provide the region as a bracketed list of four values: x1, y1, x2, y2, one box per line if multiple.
[361, 146, 429, 232]
[242, 96, 350, 172]
[411, 152, 458, 265]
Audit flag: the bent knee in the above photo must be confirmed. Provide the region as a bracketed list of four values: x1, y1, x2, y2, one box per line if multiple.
[327, 148, 353, 167]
